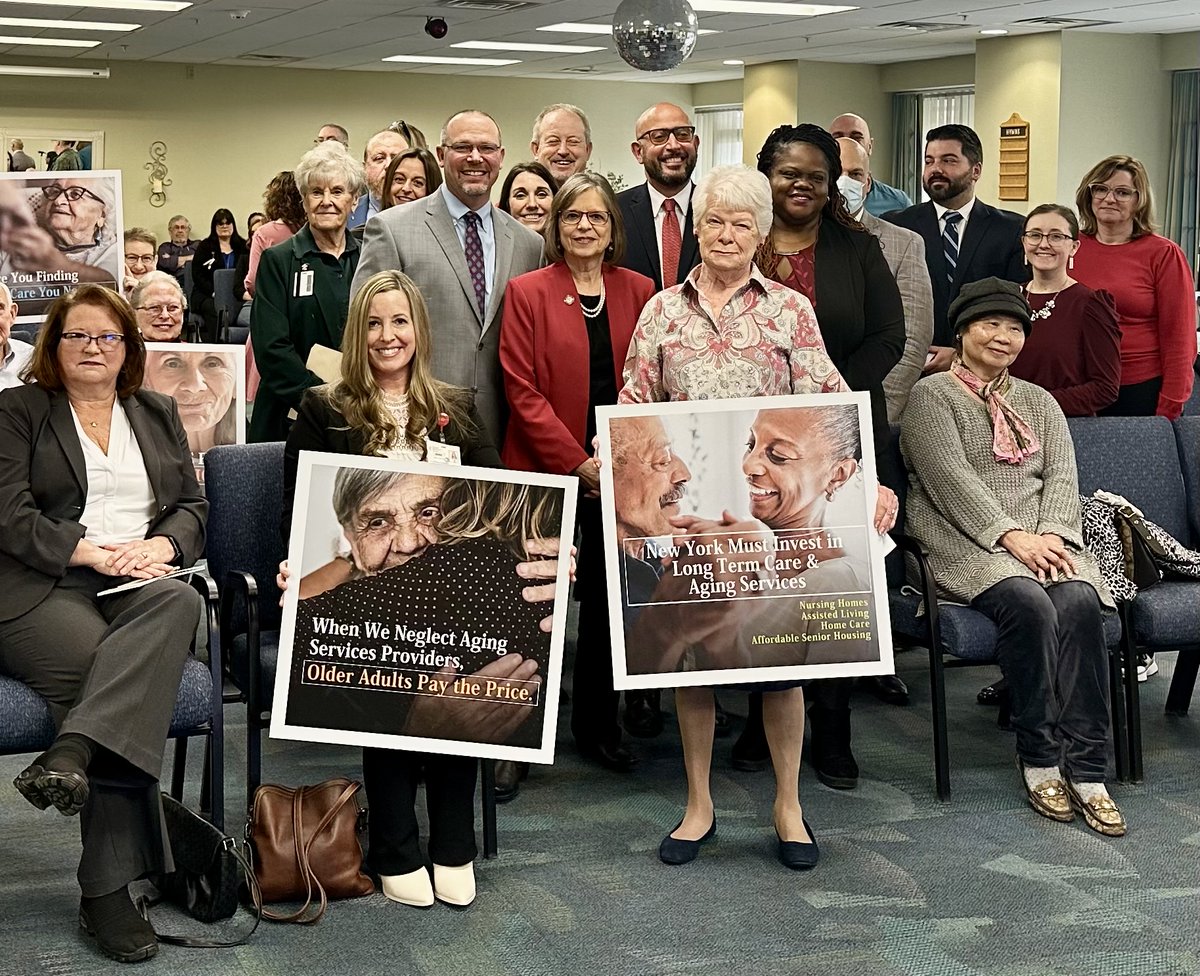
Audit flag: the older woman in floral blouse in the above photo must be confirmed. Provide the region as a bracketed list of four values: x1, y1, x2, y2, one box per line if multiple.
[618, 164, 898, 872]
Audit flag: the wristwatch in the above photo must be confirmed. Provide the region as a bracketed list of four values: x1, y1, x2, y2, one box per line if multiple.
[162, 535, 183, 565]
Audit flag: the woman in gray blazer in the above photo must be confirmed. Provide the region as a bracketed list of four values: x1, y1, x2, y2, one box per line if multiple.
[0, 285, 207, 963]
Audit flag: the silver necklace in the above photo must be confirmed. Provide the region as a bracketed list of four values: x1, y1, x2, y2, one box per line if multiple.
[1024, 285, 1063, 321]
[579, 281, 606, 320]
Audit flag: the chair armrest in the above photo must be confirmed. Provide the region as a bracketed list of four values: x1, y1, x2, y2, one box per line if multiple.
[188, 571, 224, 732]
[219, 569, 266, 714]
[889, 532, 943, 655]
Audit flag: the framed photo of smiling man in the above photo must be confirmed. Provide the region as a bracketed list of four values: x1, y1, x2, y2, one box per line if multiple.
[142, 342, 246, 484]
[272, 452, 577, 763]
[597, 392, 894, 690]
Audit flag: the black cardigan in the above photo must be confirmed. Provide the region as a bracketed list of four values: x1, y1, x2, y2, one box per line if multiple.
[281, 387, 502, 541]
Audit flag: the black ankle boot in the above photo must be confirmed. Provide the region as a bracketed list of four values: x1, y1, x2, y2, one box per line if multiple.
[79, 886, 157, 963]
[808, 705, 858, 790]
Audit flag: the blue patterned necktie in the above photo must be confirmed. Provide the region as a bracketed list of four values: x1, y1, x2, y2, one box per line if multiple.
[942, 210, 962, 286]
[463, 210, 486, 316]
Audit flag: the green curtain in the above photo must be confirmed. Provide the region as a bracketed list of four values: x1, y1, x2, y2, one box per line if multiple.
[1164, 70, 1199, 274]
[890, 91, 922, 203]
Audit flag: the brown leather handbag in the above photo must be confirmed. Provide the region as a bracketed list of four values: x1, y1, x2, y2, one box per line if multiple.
[246, 778, 374, 924]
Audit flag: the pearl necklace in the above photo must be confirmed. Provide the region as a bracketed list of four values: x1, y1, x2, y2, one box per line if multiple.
[579, 281, 606, 320]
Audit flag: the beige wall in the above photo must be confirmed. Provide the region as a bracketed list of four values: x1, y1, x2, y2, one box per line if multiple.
[880, 55, 976, 93]
[1161, 32, 1200, 70]
[1057, 33, 1172, 209]
[0, 61, 692, 236]
[693, 79, 743, 106]
[741, 61, 800, 166]
[973, 33, 1063, 208]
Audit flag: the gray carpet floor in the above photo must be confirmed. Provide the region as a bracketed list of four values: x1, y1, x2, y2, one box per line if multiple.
[3, 643, 1199, 976]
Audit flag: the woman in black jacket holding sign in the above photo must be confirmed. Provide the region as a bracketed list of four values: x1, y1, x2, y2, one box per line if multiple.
[279, 270, 566, 911]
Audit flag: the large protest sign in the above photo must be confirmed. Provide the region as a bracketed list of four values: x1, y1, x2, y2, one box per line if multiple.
[272, 452, 577, 764]
[143, 343, 246, 485]
[0, 170, 123, 324]
[597, 392, 894, 690]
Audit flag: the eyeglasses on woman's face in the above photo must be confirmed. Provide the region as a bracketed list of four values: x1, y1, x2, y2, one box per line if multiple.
[559, 210, 610, 227]
[1021, 231, 1074, 246]
[60, 331, 124, 349]
[45, 185, 103, 205]
[1088, 183, 1137, 202]
[137, 303, 183, 319]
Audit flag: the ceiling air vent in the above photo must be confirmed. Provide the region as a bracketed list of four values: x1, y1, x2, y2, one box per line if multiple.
[877, 21, 964, 33]
[238, 53, 296, 62]
[1015, 17, 1115, 28]
[439, 0, 539, 11]
[561, 65, 597, 73]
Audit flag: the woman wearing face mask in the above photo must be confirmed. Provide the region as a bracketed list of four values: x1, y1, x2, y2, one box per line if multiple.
[499, 162, 557, 235]
[736, 123, 905, 790]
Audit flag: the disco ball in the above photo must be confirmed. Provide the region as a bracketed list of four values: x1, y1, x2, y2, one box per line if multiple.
[612, 0, 699, 72]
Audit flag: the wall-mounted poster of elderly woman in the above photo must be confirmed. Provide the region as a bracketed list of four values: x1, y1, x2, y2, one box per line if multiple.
[597, 392, 895, 690]
[142, 342, 246, 484]
[273, 452, 577, 764]
[0, 170, 123, 322]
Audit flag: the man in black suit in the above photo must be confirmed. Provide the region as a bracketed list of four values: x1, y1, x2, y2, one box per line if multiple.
[616, 102, 701, 293]
[884, 123, 1026, 374]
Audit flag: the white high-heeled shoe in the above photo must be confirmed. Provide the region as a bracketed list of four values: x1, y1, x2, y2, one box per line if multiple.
[432, 862, 476, 907]
[380, 867, 434, 908]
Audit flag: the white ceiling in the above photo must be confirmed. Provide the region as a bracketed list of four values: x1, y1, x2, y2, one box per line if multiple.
[2, 0, 1198, 84]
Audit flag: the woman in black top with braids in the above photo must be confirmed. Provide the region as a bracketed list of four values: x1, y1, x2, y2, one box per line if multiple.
[734, 123, 906, 789]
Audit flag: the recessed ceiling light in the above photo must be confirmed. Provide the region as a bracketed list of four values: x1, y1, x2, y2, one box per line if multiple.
[538, 21, 719, 35]
[979, 28, 1008, 35]
[723, 59, 744, 65]
[0, 15, 138, 30]
[382, 54, 521, 66]
[0, 0, 187, 9]
[689, 1, 855, 14]
[0, 34, 100, 46]
[452, 40, 605, 53]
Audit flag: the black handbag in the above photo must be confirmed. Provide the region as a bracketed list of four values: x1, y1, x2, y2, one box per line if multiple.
[1111, 506, 1166, 590]
[151, 793, 262, 948]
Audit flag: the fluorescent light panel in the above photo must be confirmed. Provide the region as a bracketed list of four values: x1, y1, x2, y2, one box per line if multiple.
[0, 63, 108, 76]
[538, 22, 719, 35]
[0, 34, 100, 46]
[0, 16, 138, 31]
[452, 40, 605, 53]
[382, 54, 521, 66]
[0, 0, 187, 10]
[688, 1, 856, 14]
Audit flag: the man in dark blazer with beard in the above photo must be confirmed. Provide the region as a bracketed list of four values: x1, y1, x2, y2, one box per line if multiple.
[884, 124, 1027, 375]
[616, 103, 701, 293]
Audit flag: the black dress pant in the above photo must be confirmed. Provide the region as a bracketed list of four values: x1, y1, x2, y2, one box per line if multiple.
[362, 748, 478, 875]
[1099, 376, 1162, 417]
[570, 497, 621, 749]
[971, 578, 1110, 781]
[0, 570, 200, 895]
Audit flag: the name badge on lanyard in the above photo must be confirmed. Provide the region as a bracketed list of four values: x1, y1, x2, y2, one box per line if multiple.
[424, 412, 461, 464]
[294, 264, 314, 297]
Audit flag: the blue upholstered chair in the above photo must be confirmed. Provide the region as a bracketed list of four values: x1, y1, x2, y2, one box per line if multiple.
[1070, 416, 1200, 760]
[203, 442, 286, 802]
[888, 427, 1128, 801]
[181, 261, 204, 343]
[0, 575, 226, 830]
[1165, 417, 1200, 716]
[212, 268, 245, 344]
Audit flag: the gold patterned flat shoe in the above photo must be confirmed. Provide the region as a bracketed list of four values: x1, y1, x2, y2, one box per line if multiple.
[1017, 758, 1073, 823]
[1066, 781, 1127, 837]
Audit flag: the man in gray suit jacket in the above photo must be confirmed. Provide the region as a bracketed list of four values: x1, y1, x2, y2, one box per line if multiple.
[351, 110, 543, 443]
[838, 137, 934, 423]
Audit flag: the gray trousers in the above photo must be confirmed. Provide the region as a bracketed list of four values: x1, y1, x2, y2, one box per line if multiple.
[972, 577, 1111, 781]
[0, 570, 201, 895]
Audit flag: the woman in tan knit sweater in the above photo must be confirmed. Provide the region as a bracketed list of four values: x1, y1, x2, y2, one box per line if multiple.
[900, 277, 1124, 837]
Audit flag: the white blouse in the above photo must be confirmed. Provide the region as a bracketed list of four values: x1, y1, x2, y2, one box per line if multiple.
[71, 401, 157, 545]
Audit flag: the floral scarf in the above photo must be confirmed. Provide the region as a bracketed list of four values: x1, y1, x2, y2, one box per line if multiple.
[951, 360, 1041, 464]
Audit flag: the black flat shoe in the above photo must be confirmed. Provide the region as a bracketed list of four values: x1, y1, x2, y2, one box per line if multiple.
[576, 740, 638, 772]
[622, 691, 663, 739]
[493, 760, 528, 804]
[79, 888, 157, 963]
[658, 818, 717, 865]
[14, 763, 89, 816]
[775, 819, 819, 870]
[808, 706, 859, 790]
[977, 678, 1009, 706]
[730, 731, 771, 771]
[859, 674, 910, 706]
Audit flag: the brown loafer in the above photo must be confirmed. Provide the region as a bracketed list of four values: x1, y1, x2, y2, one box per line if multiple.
[1066, 781, 1127, 837]
[1017, 758, 1073, 823]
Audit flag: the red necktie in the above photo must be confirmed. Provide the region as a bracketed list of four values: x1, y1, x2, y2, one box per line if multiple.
[661, 197, 681, 288]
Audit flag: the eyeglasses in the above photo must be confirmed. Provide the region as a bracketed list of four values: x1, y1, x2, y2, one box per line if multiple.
[60, 331, 124, 349]
[125, 253, 156, 265]
[1021, 231, 1074, 245]
[44, 185, 104, 205]
[560, 210, 610, 226]
[442, 142, 502, 157]
[137, 303, 183, 318]
[1088, 183, 1138, 202]
[636, 126, 696, 146]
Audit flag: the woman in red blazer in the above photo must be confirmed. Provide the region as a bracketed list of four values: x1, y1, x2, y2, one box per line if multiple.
[501, 172, 655, 774]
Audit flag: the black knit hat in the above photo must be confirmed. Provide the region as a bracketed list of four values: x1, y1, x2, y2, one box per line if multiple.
[948, 277, 1032, 336]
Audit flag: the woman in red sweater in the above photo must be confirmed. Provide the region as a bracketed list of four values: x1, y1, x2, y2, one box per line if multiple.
[1072, 155, 1195, 419]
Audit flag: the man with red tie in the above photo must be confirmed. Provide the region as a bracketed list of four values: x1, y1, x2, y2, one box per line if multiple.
[616, 103, 702, 294]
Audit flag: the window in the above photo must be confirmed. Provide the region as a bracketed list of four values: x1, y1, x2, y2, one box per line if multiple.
[917, 88, 975, 202]
[695, 105, 743, 177]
